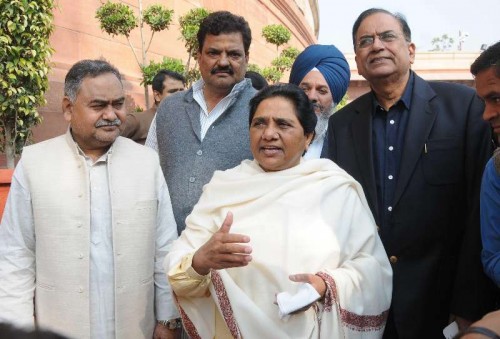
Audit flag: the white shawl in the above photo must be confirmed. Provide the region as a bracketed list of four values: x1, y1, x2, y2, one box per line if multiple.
[167, 159, 392, 338]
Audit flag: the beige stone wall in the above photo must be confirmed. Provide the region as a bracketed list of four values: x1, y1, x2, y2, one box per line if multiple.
[32, 1, 478, 142]
[344, 51, 480, 101]
[33, 0, 318, 142]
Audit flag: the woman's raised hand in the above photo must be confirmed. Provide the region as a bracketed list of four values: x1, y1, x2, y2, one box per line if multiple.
[192, 212, 253, 275]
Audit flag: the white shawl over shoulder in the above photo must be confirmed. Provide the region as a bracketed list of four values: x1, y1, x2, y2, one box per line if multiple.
[167, 159, 392, 338]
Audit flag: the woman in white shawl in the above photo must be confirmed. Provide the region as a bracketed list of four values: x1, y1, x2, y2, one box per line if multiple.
[166, 84, 392, 338]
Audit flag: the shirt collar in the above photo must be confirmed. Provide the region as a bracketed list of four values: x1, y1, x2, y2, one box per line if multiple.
[371, 71, 414, 112]
[65, 128, 113, 164]
[76, 144, 111, 164]
[400, 71, 414, 109]
[192, 78, 250, 99]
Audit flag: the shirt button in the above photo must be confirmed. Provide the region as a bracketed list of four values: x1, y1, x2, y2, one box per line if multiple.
[388, 206, 393, 212]
[388, 146, 394, 151]
[388, 175, 393, 180]
[78, 253, 84, 259]
[76, 223, 82, 228]
[390, 120, 395, 125]
[196, 150, 202, 156]
[78, 287, 84, 293]
[389, 256, 398, 264]
[189, 177, 195, 183]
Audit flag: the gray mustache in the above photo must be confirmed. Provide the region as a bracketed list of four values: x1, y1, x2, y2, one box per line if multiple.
[312, 102, 323, 111]
[95, 119, 121, 128]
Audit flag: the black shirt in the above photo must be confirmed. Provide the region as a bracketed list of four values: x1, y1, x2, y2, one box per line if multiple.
[371, 72, 414, 229]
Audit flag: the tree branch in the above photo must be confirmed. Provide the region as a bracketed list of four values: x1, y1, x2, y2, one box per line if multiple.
[126, 36, 142, 68]
[145, 32, 155, 54]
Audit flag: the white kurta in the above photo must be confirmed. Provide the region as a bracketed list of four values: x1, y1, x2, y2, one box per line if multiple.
[0, 133, 179, 338]
[167, 159, 392, 338]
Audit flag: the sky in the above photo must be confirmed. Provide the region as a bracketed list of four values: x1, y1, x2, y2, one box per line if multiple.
[317, 0, 499, 54]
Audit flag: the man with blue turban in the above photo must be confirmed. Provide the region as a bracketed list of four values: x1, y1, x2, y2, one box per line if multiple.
[289, 44, 350, 159]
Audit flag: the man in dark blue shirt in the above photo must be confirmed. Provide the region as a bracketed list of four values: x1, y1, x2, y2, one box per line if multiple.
[471, 41, 500, 288]
[323, 8, 495, 339]
[371, 72, 412, 231]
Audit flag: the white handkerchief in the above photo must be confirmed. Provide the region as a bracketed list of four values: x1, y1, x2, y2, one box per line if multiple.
[276, 283, 321, 320]
[443, 321, 459, 339]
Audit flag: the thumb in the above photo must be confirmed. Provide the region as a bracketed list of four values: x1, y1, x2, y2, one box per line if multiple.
[219, 211, 233, 233]
[289, 274, 309, 283]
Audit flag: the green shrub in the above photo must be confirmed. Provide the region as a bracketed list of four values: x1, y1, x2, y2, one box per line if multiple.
[0, 0, 55, 167]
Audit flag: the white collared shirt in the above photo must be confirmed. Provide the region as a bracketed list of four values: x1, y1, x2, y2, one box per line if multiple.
[0, 140, 178, 337]
[145, 79, 248, 151]
[80, 148, 115, 338]
[303, 134, 325, 160]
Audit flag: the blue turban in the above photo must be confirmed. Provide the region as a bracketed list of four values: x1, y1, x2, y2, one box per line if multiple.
[289, 44, 350, 102]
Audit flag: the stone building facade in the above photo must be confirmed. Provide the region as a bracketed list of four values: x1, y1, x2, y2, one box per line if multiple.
[345, 51, 480, 101]
[29, 1, 480, 145]
[33, 0, 319, 142]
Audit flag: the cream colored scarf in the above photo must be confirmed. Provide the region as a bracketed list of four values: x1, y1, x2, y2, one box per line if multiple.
[168, 159, 392, 338]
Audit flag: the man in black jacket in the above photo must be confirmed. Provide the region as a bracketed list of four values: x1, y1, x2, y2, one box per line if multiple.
[323, 8, 496, 338]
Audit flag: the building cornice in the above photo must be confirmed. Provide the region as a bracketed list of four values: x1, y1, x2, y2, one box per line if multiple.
[309, 0, 319, 37]
[345, 51, 481, 81]
[269, 0, 317, 45]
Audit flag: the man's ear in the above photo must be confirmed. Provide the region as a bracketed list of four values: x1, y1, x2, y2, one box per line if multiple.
[408, 42, 416, 64]
[62, 97, 73, 123]
[354, 54, 363, 77]
[153, 90, 161, 104]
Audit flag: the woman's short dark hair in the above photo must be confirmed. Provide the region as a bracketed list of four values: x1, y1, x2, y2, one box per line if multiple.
[352, 8, 412, 51]
[248, 83, 317, 136]
[197, 11, 252, 54]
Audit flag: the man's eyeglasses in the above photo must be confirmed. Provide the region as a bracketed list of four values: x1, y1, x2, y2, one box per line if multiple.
[356, 31, 407, 49]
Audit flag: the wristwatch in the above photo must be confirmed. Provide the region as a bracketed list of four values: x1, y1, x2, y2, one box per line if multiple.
[158, 318, 182, 330]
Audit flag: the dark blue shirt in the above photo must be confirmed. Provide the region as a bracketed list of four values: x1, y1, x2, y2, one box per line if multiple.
[480, 152, 500, 287]
[372, 72, 414, 229]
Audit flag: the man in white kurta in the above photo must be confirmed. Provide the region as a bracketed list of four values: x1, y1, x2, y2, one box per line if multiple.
[0, 60, 179, 338]
[167, 159, 392, 338]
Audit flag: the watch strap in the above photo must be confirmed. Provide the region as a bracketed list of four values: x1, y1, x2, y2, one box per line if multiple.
[157, 318, 182, 330]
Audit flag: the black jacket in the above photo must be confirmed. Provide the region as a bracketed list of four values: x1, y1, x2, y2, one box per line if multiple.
[324, 73, 497, 338]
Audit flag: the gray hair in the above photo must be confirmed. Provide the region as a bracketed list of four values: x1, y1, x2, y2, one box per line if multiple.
[64, 59, 122, 102]
[352, 8, 412, 51]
